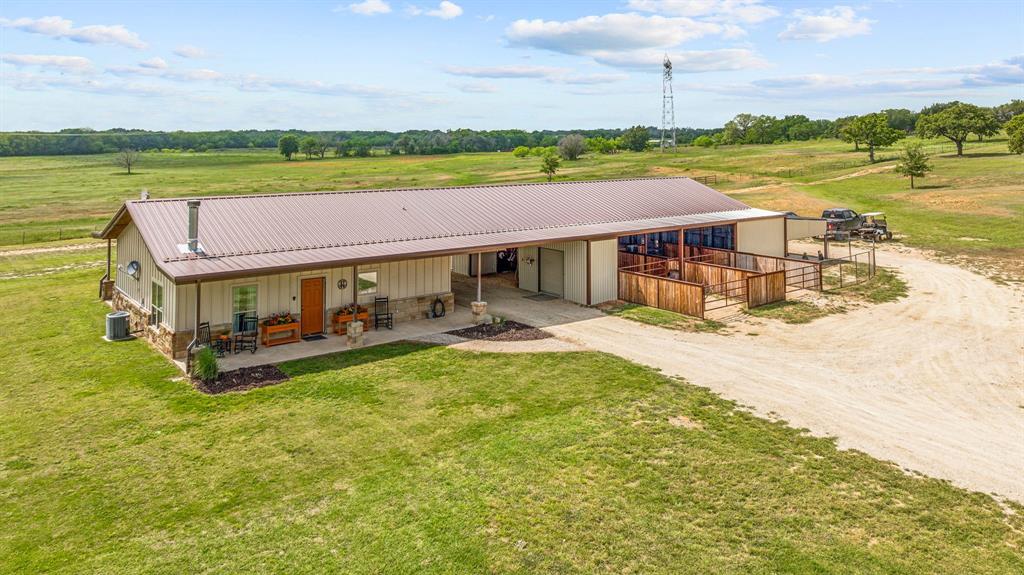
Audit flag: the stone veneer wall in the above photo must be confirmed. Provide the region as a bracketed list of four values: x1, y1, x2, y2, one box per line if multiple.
[111, 289, 191, 359]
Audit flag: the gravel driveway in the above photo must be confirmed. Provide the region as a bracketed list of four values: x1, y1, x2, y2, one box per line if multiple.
[471, 249, 1024, 501]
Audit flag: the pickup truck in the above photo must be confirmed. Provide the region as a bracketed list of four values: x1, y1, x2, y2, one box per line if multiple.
[821, 208, 892, 241]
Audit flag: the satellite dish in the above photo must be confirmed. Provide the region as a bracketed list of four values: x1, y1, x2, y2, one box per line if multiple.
[126, 260, 140, 279]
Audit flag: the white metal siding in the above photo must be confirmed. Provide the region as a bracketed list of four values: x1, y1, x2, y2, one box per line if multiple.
[451, 254, 470, 276]
[737, 217, 786, 257]
[539, 248, 564, 297]
[588, 239, 618, 304]
[517, 240, 588, 304]
[518, 247, 539, 292]
[114, 222, 177, 328]
[175, 256, 451, 332]
[786, 218, 826, 241]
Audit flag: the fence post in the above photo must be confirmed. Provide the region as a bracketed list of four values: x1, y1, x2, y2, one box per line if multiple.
[839, 262, 844, 288]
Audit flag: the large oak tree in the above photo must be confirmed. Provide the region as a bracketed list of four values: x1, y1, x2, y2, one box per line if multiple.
[915, 103, 999, 156]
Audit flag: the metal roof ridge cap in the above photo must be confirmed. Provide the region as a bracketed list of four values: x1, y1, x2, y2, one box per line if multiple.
[125, 175, 700, 204]
[159, 205, 763, 263]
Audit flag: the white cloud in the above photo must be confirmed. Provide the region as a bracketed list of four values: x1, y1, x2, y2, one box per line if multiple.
[3, 70, 176, 97]
[1, 53, 95, 73]
[880, 56, 1024, 87]
[591, 48, 767, 72]
[503, 12, 761, 71]
[427, 1, 462, 19]
[107, 64, 224, 82]
[344, 0, 392, 15]
[407, 2, 463, 19]
[507, 13, 722, 54]
[139, 57, 168, 70]
[443, 64, 627, 85]
[686, 57, 1024, 99]
[173, 45, 210, 59]
[443, 64, 568, 79]
[779, 6, 872, 42]
[0, 16, 146, 49]
[451, 81, 498, 93]
[627, 0, 779, 24]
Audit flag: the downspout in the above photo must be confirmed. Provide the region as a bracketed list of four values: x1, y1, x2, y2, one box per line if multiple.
[185, 281, 201, 374]
[98, 238, 112, 299]
[585, 240, 592, 306]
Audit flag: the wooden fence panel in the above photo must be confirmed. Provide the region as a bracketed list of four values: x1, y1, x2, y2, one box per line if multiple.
[618, 271, 704, 318]
[747, 270, 787, 308]
[658, 280, 705, 318]
[682, 261, 758, 297]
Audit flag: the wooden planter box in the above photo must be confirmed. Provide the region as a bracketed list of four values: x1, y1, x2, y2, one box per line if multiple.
[332, 310, 370, 334]
[261, 321, 301, 347]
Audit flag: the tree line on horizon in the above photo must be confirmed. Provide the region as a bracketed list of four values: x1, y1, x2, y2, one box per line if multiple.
[0, 126, 712, 158]
[1, 100, 1019, 158]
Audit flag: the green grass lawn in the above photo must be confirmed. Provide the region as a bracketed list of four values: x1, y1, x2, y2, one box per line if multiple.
[2, 138, 1020, 271]
[603, 302, 727, 333]
[2, 253, 1022, 574]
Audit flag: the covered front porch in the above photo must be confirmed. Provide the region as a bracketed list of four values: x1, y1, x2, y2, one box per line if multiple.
[178, 303, 476, 372]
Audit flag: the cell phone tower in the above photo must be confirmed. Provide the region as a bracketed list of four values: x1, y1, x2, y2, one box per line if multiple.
[660, 54, 676, 152]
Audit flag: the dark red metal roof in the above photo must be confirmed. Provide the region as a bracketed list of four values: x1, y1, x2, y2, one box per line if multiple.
[101, 177, 779, 282]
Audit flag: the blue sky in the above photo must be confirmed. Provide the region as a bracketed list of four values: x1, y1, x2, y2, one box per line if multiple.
[1, 1, 1022, 131]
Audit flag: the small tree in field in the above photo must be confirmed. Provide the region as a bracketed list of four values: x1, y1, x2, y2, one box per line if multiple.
[512, 145, 530, 158]
[845, 113, 904, 162]
[299, 136, 318, 160]
[540, 152, 560, 181]
[314, 137, 330, 159]
[1004, 115, 1024, 155]
[893, 143, 932, 189]
[557, 134, 586, 160]
[620, 125, 651, 152]
[278, 135, 299, 160]
[116, 148, 140, 175]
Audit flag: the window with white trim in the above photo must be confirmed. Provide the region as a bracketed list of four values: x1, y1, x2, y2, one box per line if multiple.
[151, 281, 164, 326]
[357, 271, 378, 295]
[232, 285, 257, 332]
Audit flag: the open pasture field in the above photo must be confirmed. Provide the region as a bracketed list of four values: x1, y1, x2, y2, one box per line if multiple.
[1, 255, 1022, 574]
[1, 138, 1020, 275]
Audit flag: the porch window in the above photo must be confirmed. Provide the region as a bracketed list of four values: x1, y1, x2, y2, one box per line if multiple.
[151, 282, 164, 326]
[358, 271, 378, 295]
[232, 285, 257, 332]
[684, 225, 734, 251]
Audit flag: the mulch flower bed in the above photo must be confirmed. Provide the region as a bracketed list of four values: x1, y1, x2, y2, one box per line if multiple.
[445, 320, 552, 342]
[194, 364, 290, 395]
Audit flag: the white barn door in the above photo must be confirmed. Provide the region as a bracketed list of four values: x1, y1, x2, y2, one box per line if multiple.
[539, 248, 564, 297]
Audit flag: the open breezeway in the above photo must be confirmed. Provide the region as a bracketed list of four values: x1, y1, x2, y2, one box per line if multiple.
[455, 248, 1024, 502]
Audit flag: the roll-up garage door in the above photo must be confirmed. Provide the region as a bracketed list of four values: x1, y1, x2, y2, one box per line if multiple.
[539, 248, 564, 297]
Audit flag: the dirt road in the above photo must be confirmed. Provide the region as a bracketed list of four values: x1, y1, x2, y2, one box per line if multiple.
[528, 249, 1024, 502]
